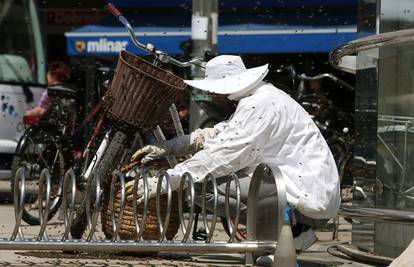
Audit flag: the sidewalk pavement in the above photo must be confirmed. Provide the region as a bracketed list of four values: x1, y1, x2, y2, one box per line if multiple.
[0, 180, 382, 266]
[0, 203, 381, 267]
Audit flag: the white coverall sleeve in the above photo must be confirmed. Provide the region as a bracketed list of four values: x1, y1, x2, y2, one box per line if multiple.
[168, 100, 271, 190]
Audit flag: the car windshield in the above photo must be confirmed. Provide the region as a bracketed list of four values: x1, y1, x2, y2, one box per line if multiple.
[0, 0, 45, 85]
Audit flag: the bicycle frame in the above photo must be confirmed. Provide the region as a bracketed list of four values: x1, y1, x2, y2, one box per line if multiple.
[79, 3, 206, 182]
[83, 130, 111, 181]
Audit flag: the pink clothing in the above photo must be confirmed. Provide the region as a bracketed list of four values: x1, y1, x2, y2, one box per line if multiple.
[38, 90, 49, 109]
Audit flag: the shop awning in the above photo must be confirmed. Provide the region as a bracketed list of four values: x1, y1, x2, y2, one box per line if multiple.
[65, 11, 363, 56]
[103, 0, 357, 8]
[66, 24, 361, 56]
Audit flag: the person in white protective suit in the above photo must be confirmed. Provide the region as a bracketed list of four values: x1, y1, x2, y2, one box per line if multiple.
[125, 55, 340, 252]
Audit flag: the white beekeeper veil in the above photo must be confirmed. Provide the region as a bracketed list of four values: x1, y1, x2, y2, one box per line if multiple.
[184, 55, 269, 101]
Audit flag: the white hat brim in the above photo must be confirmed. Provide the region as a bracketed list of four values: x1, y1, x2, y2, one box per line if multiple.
[184, 64, 269, 94]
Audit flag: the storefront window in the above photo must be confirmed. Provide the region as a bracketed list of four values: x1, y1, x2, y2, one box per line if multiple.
[374, 0, 414, 257]
[353, 0, 414, 258]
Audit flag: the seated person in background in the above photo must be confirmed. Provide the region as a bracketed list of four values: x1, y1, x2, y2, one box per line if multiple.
[25, 61, 71, 117]
[127, 55, 340, 253]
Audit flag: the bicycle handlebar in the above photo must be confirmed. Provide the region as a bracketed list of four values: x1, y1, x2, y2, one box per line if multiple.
[334, 76, 354, 91]
[106, 3, 122, 18]
[105, 3, 204, 68]
[277, 66, 354, 91]
[298, 73, 354, 91]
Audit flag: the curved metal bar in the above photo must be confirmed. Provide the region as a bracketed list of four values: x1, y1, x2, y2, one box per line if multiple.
[156, 170, 172, 242]
[224, 174, 241, 243]
[11, 167, 26, 241]
[37, 168, 51, 241]
[330, 28, 414, 71]
[133, 167, 149, 241]
[201, 174, 218, 243]
[117, 16, 204, 68]
[169, 104, 185, 137]
[246, 164, 287, 243]
[62, 168, 77, 241]
[85, 171, 101, 242]
[245, 164, 289, 266]
[153, 126, 178, 167]
[178, 172, 195, 243]
[110, 170, 126, 242]
[270, 166, 289, 231]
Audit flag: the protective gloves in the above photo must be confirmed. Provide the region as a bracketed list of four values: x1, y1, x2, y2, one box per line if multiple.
[189, 127, 216, 152]
[130, 128, 217, 164]
[131, 145, 167, 164]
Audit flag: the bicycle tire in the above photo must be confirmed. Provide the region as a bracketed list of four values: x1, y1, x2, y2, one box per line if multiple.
[11, 127, 65, 225]
[327, 138, 348, 183]
[70, 130, 127, 239]
[220, 216, 246, 241]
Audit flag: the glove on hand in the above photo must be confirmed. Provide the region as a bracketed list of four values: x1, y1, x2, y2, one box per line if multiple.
[164, 128, 216, 156]
[189, 128, 216, 153]
[130, 128, 216, 164]
[125, 175, 160, 204]
[131, 145, 167, 164]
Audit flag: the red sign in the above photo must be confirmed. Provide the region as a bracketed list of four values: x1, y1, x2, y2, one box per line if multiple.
[47, 10, 107, 26]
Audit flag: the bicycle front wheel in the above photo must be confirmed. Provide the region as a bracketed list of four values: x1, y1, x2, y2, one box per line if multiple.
[70, 130, 127, 239]
[11, 127, 65, 225]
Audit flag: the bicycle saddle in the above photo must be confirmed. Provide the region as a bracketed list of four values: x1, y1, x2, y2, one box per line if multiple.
[47, 84, 77, 99]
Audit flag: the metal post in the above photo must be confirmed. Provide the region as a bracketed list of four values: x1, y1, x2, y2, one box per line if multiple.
[189, 0, 218, 131]
[153, 126, 178, 167]
[246, 164, 296, 266]
[191, 0, 218, 76]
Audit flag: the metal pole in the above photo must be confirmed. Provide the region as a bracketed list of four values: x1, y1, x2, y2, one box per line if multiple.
[153, 126, 178, 167]
[0, 240, 277, 253]
[191, 0, 218, 76]
[189, 0, 218, 131]
[339, 206, 414, 225]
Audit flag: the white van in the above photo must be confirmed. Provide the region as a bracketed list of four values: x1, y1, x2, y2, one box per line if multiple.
[0, 0, 46, 179]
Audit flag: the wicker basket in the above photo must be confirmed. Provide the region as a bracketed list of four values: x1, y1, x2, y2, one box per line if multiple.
[101, 163, 180, 241]
[104, 50, 187, 131]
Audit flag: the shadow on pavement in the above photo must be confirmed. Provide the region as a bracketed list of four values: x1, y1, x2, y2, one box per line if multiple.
[16, 251, 246, 266]
[0, 180, 12, 204]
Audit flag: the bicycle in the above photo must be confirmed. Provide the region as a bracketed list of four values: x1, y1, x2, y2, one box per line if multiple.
[12, 85, 78, 225]
[11, 66, 112, 225]
[67, 3, 205, 239]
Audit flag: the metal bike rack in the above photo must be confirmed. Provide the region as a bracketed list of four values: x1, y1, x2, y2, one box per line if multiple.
[377, 115, 414, 168]
[5, 164, 296, 267]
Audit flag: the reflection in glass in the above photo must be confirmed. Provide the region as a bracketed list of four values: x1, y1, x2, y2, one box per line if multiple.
[0, 0, 45, 84]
